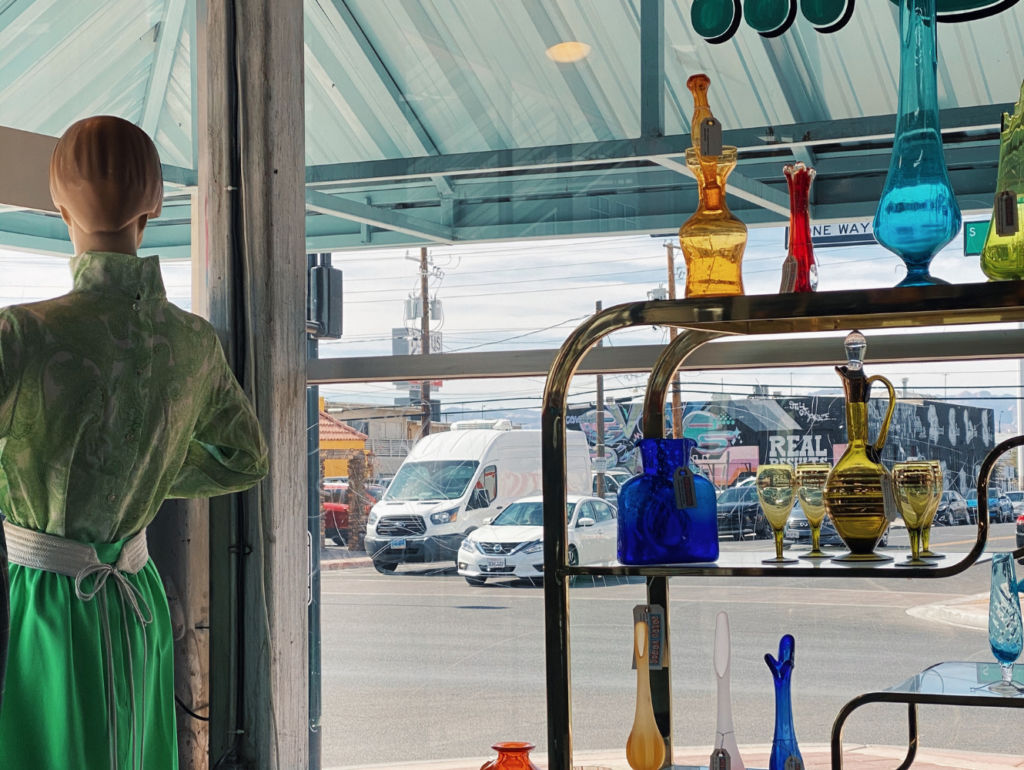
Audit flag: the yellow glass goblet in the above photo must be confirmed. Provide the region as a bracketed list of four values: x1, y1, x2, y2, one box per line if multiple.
[757, 464, 798, 565]
[920, 460, 945, 560]
[892, 462, 941, 568]
[796, 463, 831, 559]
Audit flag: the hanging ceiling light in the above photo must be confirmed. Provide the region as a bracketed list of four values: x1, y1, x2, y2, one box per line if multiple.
[545, 41, 591, 63]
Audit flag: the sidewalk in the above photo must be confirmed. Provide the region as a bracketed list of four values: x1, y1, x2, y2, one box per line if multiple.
[321, 547, 372, 571]
[907, 592, 988, 630]
[327, 744, 1024, 770]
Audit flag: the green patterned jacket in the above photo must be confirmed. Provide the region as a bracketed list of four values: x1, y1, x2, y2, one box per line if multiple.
[0, 251, 268, 543]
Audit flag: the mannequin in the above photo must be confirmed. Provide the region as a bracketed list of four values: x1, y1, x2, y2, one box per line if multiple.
[0, 116, 268, 770]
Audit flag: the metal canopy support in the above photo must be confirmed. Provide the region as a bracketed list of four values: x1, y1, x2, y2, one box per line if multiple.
[140, 0, 189, 136]
[640, 0, 665, 138]
[306, 188, 454, 244]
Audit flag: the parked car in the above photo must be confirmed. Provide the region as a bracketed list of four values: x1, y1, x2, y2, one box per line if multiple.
[715, 484, 769, 541]
[365, 422, 592, 573]
[997, 494, 1015, 524]
[457, 494, 616, 585]
[1006, 491, 1024, 517]
[963, 490, 1011, 524]
[593, 472, 624, 500]
[323, 482, 349, 546]
[934, 489, 970, 526]
[966, 489, 978, 521]
[784, 502, 889, 548]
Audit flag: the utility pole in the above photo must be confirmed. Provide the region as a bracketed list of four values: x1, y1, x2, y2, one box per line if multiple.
[420, 246, 431, 437]
[667, 243, 682, 439]
[595, 300, 605, 499]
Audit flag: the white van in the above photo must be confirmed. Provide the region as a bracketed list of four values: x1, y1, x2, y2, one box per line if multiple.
[364, 421, 591, 573]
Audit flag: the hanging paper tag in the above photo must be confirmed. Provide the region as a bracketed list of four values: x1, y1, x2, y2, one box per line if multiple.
[779, 255, 797, 293]
[785, 756, 803, 770]
[710, 748, 731, 770]
[674, 467, 697, 510]
[995, 190, 1019, 237]
[630, 604, 665, 670]
[701, 117, 723, 156]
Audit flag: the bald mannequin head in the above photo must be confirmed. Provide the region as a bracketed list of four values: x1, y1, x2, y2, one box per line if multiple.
[50, 116, 163, 256]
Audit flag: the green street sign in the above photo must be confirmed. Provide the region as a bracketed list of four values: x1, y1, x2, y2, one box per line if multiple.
[964, 220, 990, 256]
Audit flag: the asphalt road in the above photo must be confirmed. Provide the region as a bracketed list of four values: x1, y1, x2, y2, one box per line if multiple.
[319, 523, 1024, 768]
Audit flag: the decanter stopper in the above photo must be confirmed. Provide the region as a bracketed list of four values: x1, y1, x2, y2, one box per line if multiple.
[844, 331, 866, 371]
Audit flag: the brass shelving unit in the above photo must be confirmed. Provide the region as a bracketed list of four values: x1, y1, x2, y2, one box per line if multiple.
[540, 281, 1024, 770]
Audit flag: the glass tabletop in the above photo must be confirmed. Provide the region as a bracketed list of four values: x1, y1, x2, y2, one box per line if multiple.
[889, 662, 1024, 698]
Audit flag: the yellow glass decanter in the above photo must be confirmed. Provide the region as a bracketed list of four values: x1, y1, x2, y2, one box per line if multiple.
[981, 79, 1024, 280]
[678, 74, 747, 298]
[823, 331, 898, 563]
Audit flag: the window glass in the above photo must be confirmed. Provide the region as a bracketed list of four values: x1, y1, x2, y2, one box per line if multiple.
[385, 460, 479, 501]
[491, 501, 543, 527]
[593, 501, 613, 523]
[481, 465, 498, 501]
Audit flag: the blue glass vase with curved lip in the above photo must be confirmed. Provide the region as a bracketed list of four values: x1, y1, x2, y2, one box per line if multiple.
[873, 0, 961, 287]
[616, 438, 718, 565]
[765, 634, 802, 770]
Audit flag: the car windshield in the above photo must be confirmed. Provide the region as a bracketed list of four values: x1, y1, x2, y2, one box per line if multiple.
[717, 487, 752, 504]
[491, 501, 576, 526]
[385, 460, 480, 502]
[941, 491, 954, 501]
[1007, 492, 1024, 502]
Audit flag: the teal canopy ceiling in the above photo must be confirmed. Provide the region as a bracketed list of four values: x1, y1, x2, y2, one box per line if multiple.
[0, 0, 1022, 257]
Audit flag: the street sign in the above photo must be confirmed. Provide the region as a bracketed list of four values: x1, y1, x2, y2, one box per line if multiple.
[964, 220, 990, 256]
[784, 221, 875, 249]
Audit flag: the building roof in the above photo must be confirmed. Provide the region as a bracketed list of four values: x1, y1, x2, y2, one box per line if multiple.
[320, 411, 368, 441]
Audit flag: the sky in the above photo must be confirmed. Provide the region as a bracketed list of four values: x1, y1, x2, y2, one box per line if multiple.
[1, 220, 1022, 429]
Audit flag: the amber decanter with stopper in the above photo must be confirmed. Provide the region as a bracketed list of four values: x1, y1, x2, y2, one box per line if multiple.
[823, 332, 898, 563]
[780, 162, 818, 293]
[678, 74, 747, 297]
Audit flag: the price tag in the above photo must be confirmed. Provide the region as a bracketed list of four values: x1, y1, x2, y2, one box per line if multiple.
[674, 467, 697, 510]
[995, 190, 1019, 237]
[700, 117, 723, 156]
[592, 456, 610, 473]
[710, 748, 731, 770]
[785, 756, 803, 770]
[631, 604, 666, 670]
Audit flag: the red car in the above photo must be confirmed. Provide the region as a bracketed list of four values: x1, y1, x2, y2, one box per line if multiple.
[323, 483, 349, 546]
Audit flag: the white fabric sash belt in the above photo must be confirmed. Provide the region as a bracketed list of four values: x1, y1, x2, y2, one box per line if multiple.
[4, 522, 153, 770]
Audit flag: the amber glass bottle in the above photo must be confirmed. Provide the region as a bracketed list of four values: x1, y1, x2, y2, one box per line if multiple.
[679, 74, 747, 297]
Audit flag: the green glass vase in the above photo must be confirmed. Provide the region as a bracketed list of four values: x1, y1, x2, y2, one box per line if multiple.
[980, 79, 1024, 281]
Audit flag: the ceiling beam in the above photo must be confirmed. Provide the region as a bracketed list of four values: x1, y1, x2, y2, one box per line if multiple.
[140, 0, 188, 136]
[305, 188, 453, 243]
[640, 0, 664, 138]
[323, 0, 453, 197]
[306, 103, 1009, 187]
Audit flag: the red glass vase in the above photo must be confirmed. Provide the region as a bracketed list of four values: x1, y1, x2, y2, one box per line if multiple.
[780, 162, 818, 293]
[480, 742, 541, 770]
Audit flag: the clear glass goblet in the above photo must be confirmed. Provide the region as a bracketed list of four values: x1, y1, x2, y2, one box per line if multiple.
[756, 464, 798, 565]
[795, 463, 830, 559]
[892, 462, 940, 568]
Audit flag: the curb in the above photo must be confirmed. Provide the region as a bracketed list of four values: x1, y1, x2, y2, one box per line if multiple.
[907, 592, 988, 630]
[321, 557, 373, 571]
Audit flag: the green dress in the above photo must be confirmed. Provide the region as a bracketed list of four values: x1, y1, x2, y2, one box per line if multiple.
[0, 251, 268, 769]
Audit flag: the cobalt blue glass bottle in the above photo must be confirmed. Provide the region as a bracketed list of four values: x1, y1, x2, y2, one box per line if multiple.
[873, 0, 961, 287]
[616, 438, 718, 565]
[765, 634, 802, 770]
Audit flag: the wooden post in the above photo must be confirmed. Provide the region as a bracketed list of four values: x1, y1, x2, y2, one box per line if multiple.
[197, 1, 308, 768]
[420, 246, 431, 436]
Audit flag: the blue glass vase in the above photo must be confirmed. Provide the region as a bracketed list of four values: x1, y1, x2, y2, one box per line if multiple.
[988, 553, 1024, 694]
[616, 438, 718, 565]
[765, 635, 802, 770]
[873, 0, 961, 287]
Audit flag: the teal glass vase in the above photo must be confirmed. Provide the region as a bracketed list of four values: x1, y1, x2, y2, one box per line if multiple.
[873, 0, 961, 287]
[988, 553, 1024, 694]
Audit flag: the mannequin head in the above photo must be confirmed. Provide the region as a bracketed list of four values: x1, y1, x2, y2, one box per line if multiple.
[50, 116, 163, 257]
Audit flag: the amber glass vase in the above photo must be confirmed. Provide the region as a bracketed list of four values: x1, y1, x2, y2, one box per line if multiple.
[679, 147, 747, 297]
[480, 743, 541, 770]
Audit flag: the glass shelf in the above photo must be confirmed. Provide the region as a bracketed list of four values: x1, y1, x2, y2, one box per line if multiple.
[565, 549, 987, 579]
[889, 661, 1024, 700]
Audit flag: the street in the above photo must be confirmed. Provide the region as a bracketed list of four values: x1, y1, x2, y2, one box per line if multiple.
[319, 524, 1024, 768]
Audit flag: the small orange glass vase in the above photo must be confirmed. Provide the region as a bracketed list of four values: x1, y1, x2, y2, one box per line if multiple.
[480, 742, 542, 770]
[679, 146, 747, 297]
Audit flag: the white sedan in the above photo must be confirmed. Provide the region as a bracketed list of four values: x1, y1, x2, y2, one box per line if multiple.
[457, 494, 617, 586]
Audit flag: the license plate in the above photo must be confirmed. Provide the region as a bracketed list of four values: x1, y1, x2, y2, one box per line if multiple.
[391, 538, 407, 550]
[486, 557, 505, 568]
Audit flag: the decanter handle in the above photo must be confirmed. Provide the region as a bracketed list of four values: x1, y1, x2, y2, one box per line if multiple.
[866, 374, 897, 454]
